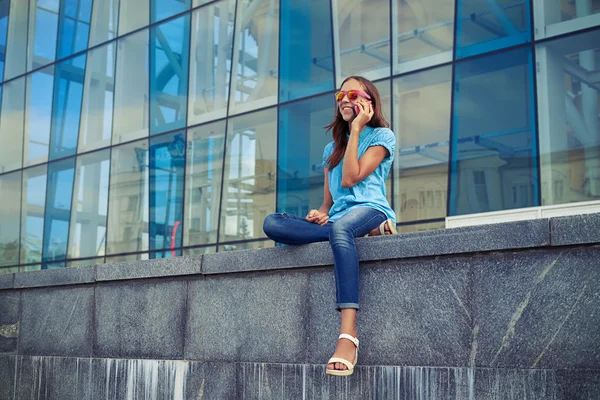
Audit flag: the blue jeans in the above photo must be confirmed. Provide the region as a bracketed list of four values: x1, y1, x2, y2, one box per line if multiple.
[263, 207, 387, 311]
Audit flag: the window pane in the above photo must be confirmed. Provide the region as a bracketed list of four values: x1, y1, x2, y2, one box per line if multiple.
[449, 47, 538, 216]
[393, 66, 452, 222]
[0, 171, 22, 267]
[535, 0, 600, 40]
[28, 0, 59, 70]
[24, 65, 54, 167]
[220, 108, 277, 242]
[149, 249, 182, 259]
[150, 15, 190, 135]
[50, 54, 86, 160]
[537, 29, 600, 205]
[279, 0, 334, 101]
[68, 149, 110, 259]
[57, 0, 92, 59]
[118, 0, 149, 36]
[4, 0, 29, 80]
[398, 220, 445, 233]
[89, 0, 119, 46]
[0, 0, 9, 80]
[229, 0, 279, 115]
[0, 77, 26, 173]
[185, 121, 226, 247]
[278, 94, 334, 215]
[149, 131, 186, 251]
[456, 0, 531, 59]
[107, 139, 149, 254]
[188, 0, 235, 125]
[393, 0, 454, 74]
[21, 165, 47, 264]
[113, 29, 149, 144]
[152, 0, 190, 24]
[333, 0, 391, 82]
[79, 42, 115, 153]
[43, 157, 76, 263]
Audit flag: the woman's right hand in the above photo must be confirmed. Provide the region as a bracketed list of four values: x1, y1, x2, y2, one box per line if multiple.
[306, 209, 329, 226]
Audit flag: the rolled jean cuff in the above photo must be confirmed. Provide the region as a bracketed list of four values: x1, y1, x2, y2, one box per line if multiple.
[336, 302, 359, 312]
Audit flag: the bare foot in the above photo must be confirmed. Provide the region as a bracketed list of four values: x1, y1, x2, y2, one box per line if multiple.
[367, 223, 391, 236]
[327, 336, 358, 371]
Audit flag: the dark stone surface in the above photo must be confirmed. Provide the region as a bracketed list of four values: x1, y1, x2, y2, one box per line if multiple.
[0, 273, 13, 290]
[96, 255, 202, 281]
[551, 212, 600, 246]
[0, 355, 15, 400]
[14, 265, 96, 288]
[0, 291, 20, 353]
[473, 247, 600, 369]
[19, 286, 93, 357]
[185, 271, 310, 363]
[556, 369, 600, 400]
[186, 362, 236, 399]
[94, 280, 187, 359]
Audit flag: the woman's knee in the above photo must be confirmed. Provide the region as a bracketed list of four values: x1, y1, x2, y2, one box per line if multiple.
[263, 213, 279, 234]
[329, 219, 354, 241]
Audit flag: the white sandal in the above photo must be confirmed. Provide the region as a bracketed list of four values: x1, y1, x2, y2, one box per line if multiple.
[326, 334, 359, 377]
[379, 218, 397, 235]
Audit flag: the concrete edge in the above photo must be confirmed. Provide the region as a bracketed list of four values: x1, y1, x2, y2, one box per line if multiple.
[0, 273, 14, 290]
[13, 266, 96, 289]
[96, 255, 203, 282]
[550, 212, 600, 246]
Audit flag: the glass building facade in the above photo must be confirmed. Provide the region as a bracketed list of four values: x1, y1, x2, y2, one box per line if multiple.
[0, 0, 599, 273]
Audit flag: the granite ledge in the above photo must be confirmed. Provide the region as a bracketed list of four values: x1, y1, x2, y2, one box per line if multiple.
[95, 255, 202, 282]
[0, 273, 13, 290]
[551, 212, 600, 246]
[13, 265, 95, 289]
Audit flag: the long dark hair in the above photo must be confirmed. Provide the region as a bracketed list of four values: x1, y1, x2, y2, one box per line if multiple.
[325, 76, 389, 169]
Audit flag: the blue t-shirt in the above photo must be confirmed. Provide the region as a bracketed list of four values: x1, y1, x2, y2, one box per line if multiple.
[322, 126, 396, 223]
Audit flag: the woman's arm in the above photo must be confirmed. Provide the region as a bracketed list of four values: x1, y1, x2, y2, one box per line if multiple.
[306, 167, 333, 225]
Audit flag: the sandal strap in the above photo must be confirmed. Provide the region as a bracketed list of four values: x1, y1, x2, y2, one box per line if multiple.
[338, 333, 359, 348]
[327, 357, 355, 370]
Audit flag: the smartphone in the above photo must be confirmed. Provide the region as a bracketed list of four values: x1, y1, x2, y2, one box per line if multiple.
[352, 103, 374, 116]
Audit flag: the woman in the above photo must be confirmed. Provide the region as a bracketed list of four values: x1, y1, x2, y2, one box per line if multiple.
[263, 76, 396, 376]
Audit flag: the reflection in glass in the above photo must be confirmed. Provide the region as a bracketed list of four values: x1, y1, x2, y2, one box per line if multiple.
[106, 139, 149, 254]
[118, 0, 149, 36]
[43, 158, 76, 263]
[113, 29, 149, 144]
[279, 0, 334, 101]
[28, 0, 59, 70]
[333, 0, 391, 82]
[229, 0, 280, 115]
[152, 0, 190, 24]
[393, 66, 452, 222]
[89, 0, 119, 46]
[24, 65, 55, 167]
[57, 0, 92, 59]
[79, 42, 116, 153]
[278, 94, 333, 215]
[4, 0, 29, 79]
[220, 108, 277, 243]
[21, 165, 47, 264]
[536, 29, 600, 205]
[0, 77, 26, 173]
[0, 0, 10, 79]
[393, 0, 454, 74]
[149, 132, 186, 251]
[456, 0, 531, 58]
[183, 246, 216, 255]
[50, 54, 86, 160]
[150, 15, 190, 135]
[450, 47, 538, 216]
[150, 249, 182, 259]
[0, 171, 22, 267]
[68, 149, 110, 259]
[535, 0, 600, 39]
[185, 121, 226, 247]
[188, 0, 235, 125]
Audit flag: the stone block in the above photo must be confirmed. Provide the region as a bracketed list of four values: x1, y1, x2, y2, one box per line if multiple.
[19, 287, 93, 357]
[0, 355, 15, 400]
[0, 291, 20, 353]
[186, 362, 236, 399]
[0, 273, 13, 290]
[96, 256, 202, 282]
[94, 280, 187, 359]
[473, 247, 600, 369]
[14, 265, 95, 288]
[551, 212, 600, 246]
[185, 271, 310, 363]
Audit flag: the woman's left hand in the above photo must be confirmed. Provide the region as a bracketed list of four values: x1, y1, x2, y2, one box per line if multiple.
[351, 101, 374, 132]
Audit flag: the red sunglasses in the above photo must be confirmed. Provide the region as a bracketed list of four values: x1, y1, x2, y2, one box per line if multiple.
[335, 90, 371, 102]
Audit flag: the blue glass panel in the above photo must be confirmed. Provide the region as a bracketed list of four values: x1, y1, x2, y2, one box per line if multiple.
[152, 0, 190, 24]
[49, 54, 86, 160]
[30, 1, 59, 69]
[21, 165, 47, 264]
[149, 131, 185, 251]
[57, 0, 92, 59]
[449, 46, 538, 216]
[0, 0, 9, 80]
[279, 0, 334, 101]
[150, 15, 190, 135]
[277, 93, 334, 215]
[149, 249, 182, 259]
[456, 0, 531, 58]
[43, 158, 76, 263]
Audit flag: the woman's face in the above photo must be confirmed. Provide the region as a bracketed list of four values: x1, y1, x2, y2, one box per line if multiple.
[337, 79, 370, 122]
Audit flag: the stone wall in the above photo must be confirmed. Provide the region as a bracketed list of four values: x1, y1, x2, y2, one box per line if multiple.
[1, 213, 600, 399]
